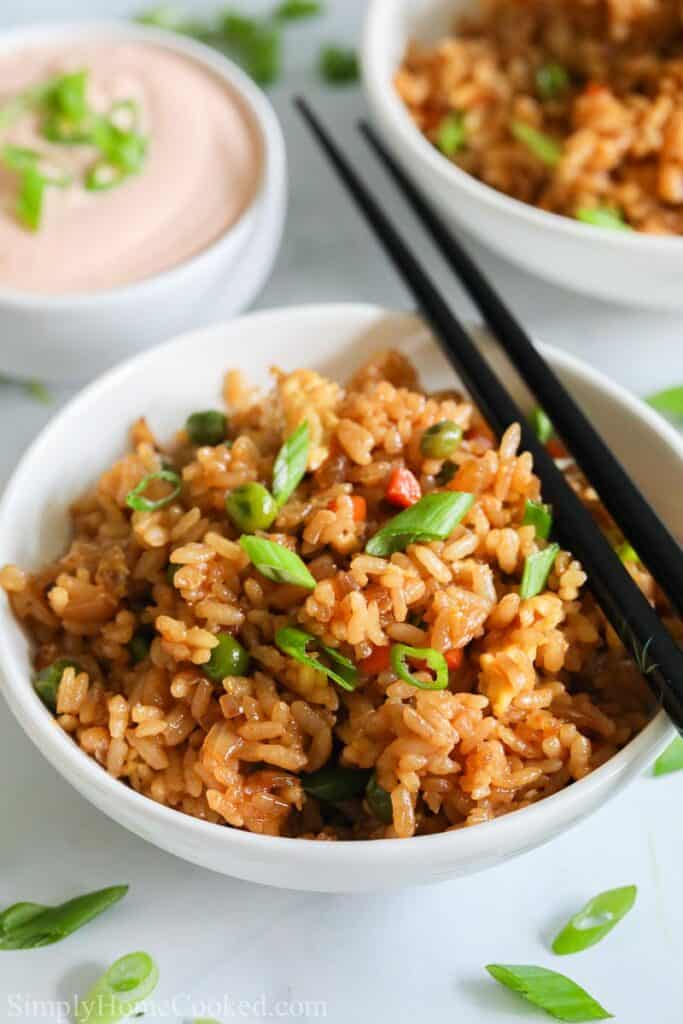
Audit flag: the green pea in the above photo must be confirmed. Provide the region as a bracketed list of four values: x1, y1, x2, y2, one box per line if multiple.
[129, 628, 154, 664]
[225, 483, 277, 532]
[204, 633, 250, 682]
[420, 420, 464, 459]
[365, 771, 393, 824]
[186, 410, 227, 447]
[34, 658, 81, 711]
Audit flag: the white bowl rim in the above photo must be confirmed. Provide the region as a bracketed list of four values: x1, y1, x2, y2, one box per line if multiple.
[0, 302, 678, 870]
[0, 20, 284, 308]
[362, 0, 683, 252]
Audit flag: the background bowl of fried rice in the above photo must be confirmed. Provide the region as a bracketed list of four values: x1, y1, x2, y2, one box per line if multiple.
[0, 304, 680, 891]
[363, 0, 683, 310]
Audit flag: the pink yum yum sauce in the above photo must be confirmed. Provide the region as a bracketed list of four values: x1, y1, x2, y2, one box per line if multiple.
[0, 42, 262, 293]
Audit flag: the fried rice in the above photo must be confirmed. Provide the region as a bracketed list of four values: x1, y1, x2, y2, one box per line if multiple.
[0, 349, 658, 840]
[396, 0, 683, 233]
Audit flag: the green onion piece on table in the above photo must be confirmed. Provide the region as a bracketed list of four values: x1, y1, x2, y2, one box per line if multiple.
[302, 764, 371, 802]
[272, 420, 310, 508]
[76, 951, 159, 1024]
[275, 626, 358, 691]
[523, 499, 553, 540]
[653, 736, 683, 776]
[221, 13, 282, 86]
[126, 469, 182, 512]
[520, 544, 560, 599]
[552, 885, 637, 955]
[486, 964, 612, 1022]
[646, 385, 683, 428]
[435, 113, 466, 157]
[511, 121, 562, 166]
[366, 491, 474, 557]
[240, 536, 316, 588]
[274, 0, 323, 19]
[390, 644, 449, 691]
[319, 45, 359, 84]
[0, 885, 128, 950]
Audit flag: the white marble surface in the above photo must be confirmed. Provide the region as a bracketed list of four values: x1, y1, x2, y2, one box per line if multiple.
[1, 2, 682, 1021]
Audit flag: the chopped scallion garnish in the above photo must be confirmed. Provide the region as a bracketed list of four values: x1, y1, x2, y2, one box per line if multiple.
[240, 535, 316, 588]
[520, 544, 560, 599]
[365, 771, 393, 824]
[272, 420, 310, 508]
[486, 964, 612, 1021]
[646, 385, 683, 428]
[653, 736, 683, 776]
[390, 643, 448, 691]
[125, 469, 182, 512]
[275, 0, 323, 19]
[275, 626, 357, 690]
[523, 499, 553, 539]
[365, 491, 474, 557]
[552, 886, 637, 955]
[511, 121, 562, 166]
[615, 541, 638, 564]
[576, 207, 631, 231]
[529, 406, 555, 444]
[302, 764, 370, 802]
[536, 63, 570, 101]
[436, 112, 466, 157]
[0, 885, 128, 950]
[76, 951, 159, 1024]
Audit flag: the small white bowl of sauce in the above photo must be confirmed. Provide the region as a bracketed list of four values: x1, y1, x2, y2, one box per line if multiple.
[0, 22, 287, 382]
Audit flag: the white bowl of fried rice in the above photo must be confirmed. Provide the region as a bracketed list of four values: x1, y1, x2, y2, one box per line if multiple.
[363, 0, 683, 309]
[0, 304, 680, 891]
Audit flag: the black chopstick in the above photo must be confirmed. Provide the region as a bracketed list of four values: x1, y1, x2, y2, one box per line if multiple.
[358, 120, 683, 618]
[294, 95, 683, 731]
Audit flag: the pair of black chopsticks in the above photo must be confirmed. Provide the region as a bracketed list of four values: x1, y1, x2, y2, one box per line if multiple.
[294, 96, 683, 733]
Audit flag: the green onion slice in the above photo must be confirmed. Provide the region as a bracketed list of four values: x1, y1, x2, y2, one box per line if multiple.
[76, 951, 159, 1024]
[653, 736, 683, 776]
[240, 535, 316, 588]
[221, 13, 282, 86]
[319, 45, 359, 84]
[520, 544, 560, 599]
[436, 112, 466, 157]
[615, 541, 638, 564]
[275, 0, 323, 19]
[272, 420, 310, 508]
[302, 764, 371, 802]
[390, 643, 448, 691]
[486, 964, 612, 1022]
[366, 491, 474, 557]
[365, 772, 393, 824]
[529, 406, 555, 443]
[523, 500, 553, 540]
[275, 626, 357, 691]
[646, 385, 683, 428]
[576, 207, 631, 231]
[0, 885, 128, 950]
[15, 166, 45, 232]
[536, 63, 569, 100]
[511, 121, 562, 166]
[552, 886, 637, 955]
[24, 379, 52, 404]
[125, 469, 182, 512]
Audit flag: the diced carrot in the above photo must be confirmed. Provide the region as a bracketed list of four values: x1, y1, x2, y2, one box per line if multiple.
[359, 644, 391, 675]
[327, 495, 367, 521]
[546, 438, 568, 459]
[385, 467, 422, 507]
[445, 648, 463, 670]
[584, 81, 608, 96]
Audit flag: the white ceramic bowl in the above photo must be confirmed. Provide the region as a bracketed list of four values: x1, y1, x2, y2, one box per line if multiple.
[0, 304, 678, 891]
[363, 0, 683, 310]
[0, 22, 287, 383]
